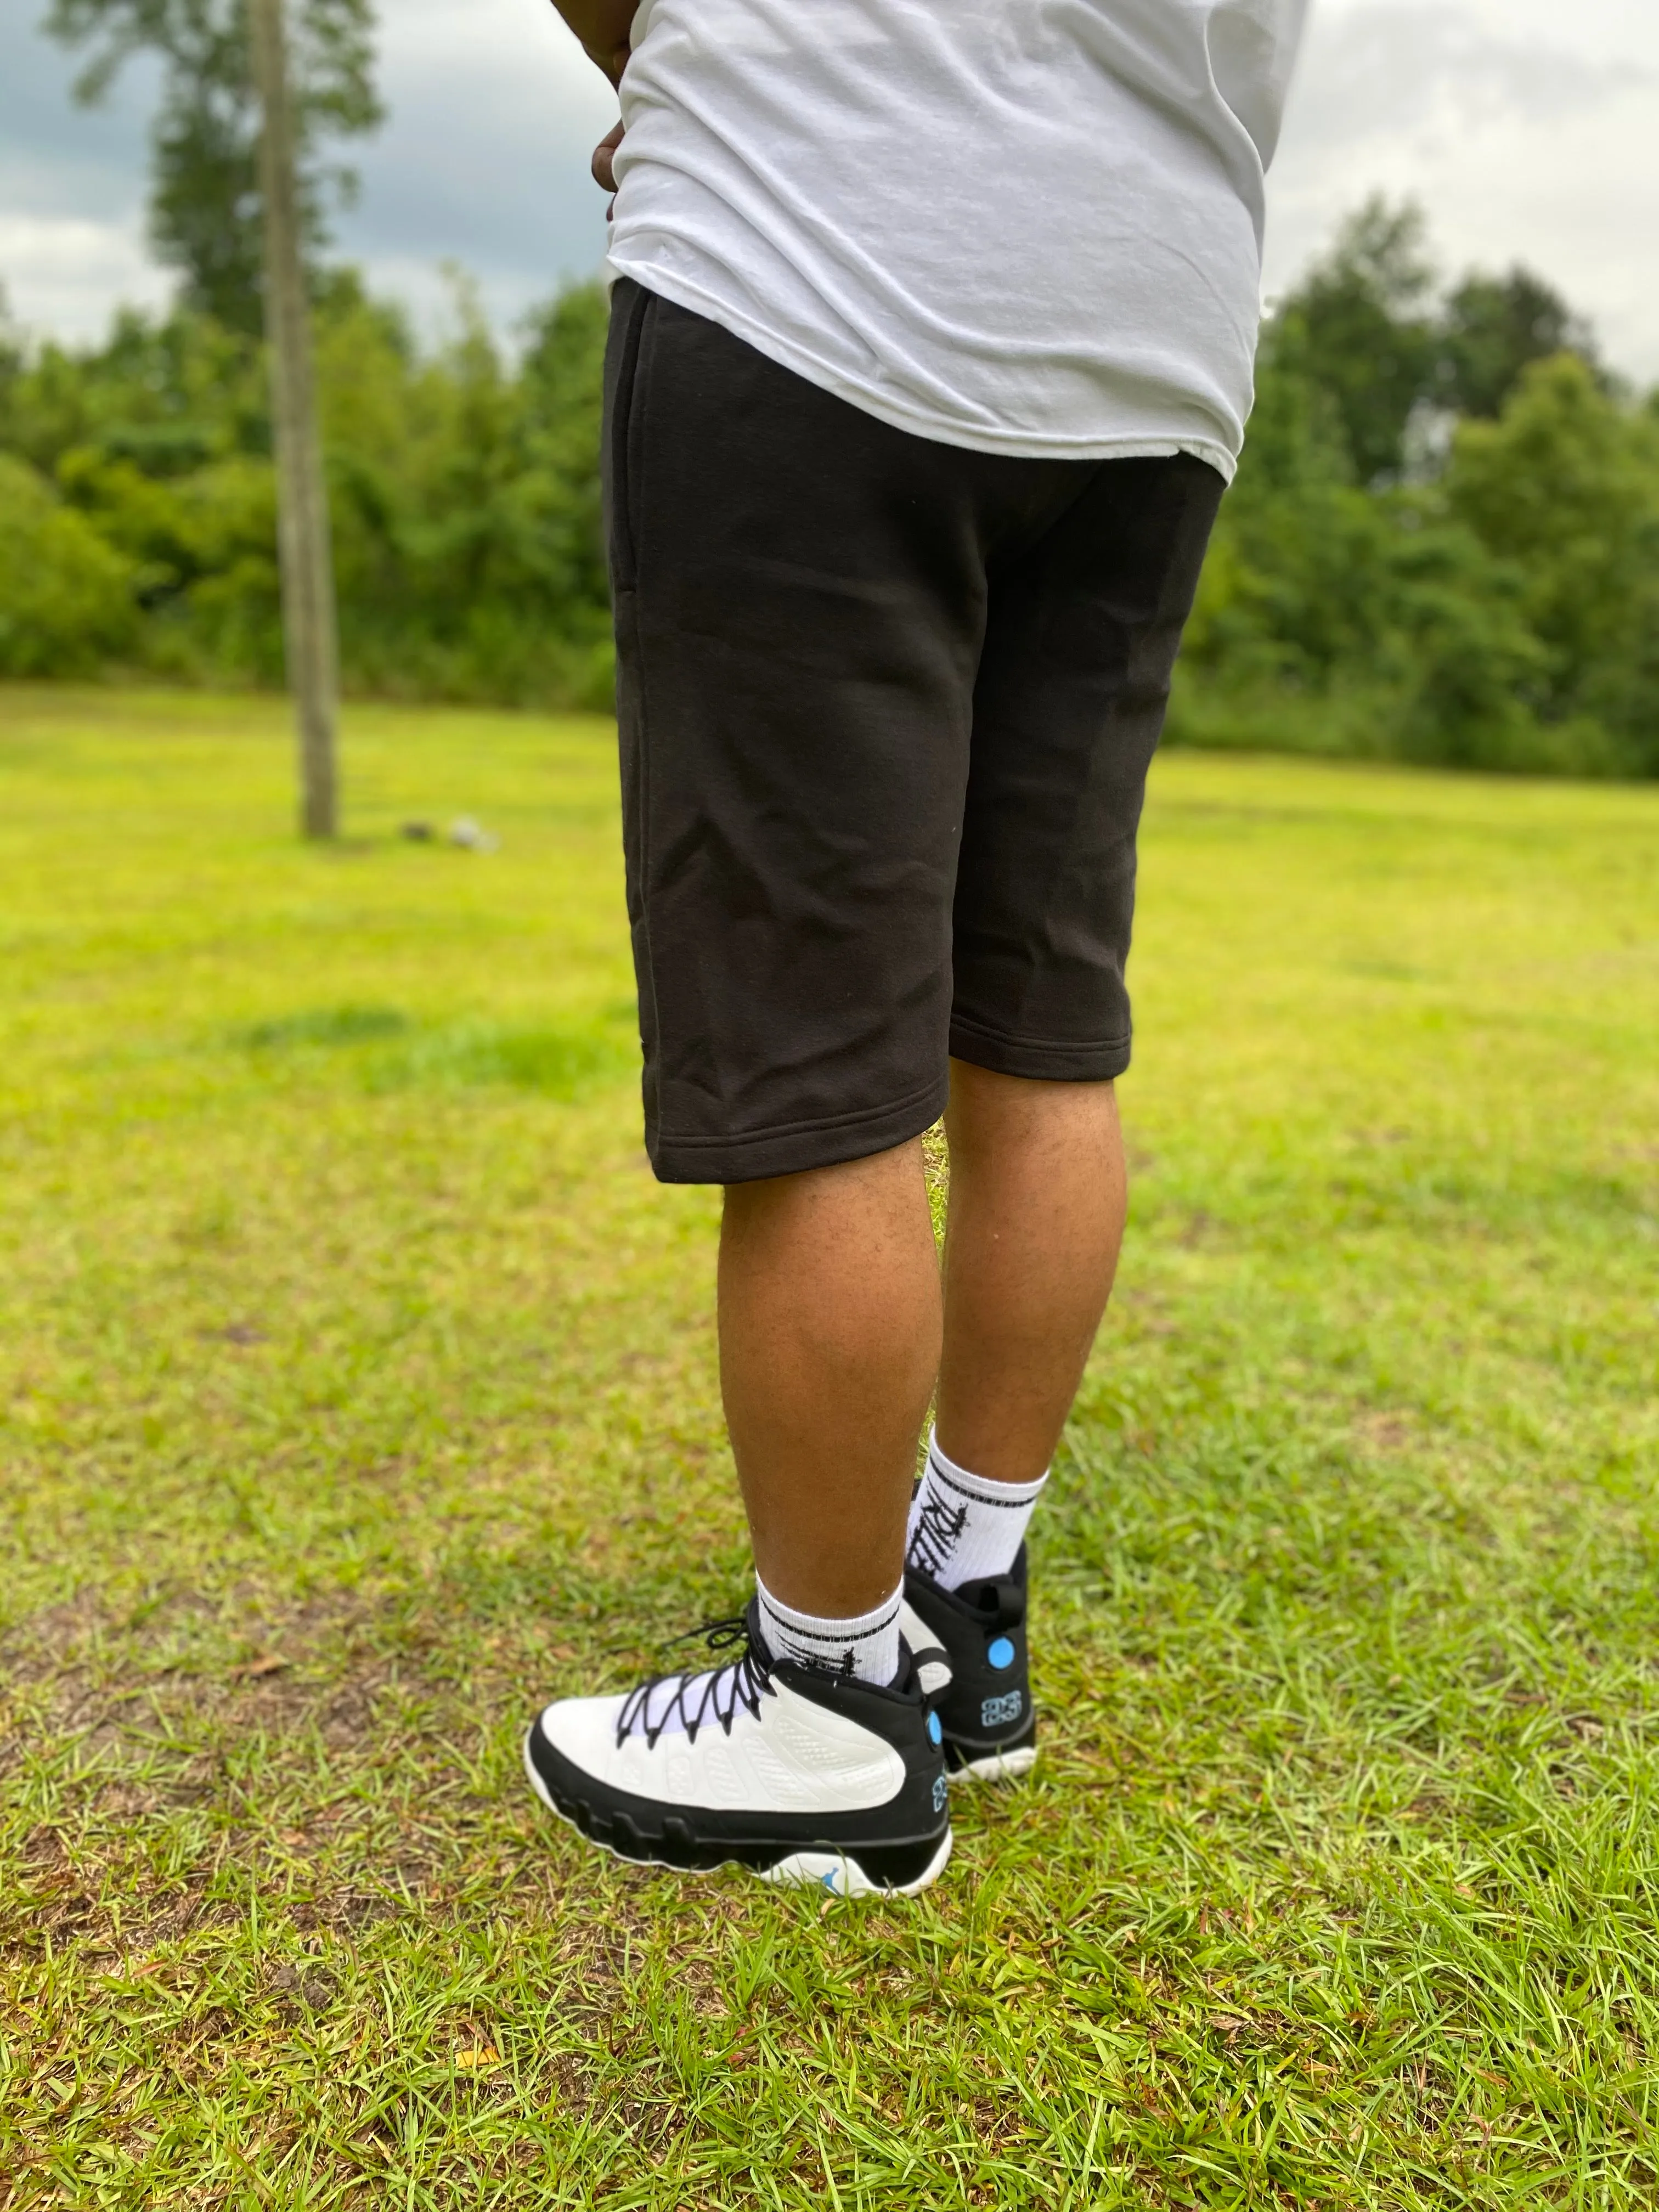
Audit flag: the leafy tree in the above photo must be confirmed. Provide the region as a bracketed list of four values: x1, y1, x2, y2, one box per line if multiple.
[1437, 268, 1599, 420]
[1272, 198, 1607, 482]
[1180, 284, 1659, 775]
[44, 0, 382, 334]
[1273, 196, 1439, 486]
[1181, 375, 1551, 771]
[0, 454, 139, 674]
[0, 274, 616, 701]
[1446, 355, 1659, 768]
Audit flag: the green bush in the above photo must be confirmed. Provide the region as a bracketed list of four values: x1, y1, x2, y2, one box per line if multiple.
[0, 274, 613, 708]
[1166, 202, 1658, 777]
[0, 453, 138, 676]
[1444, 357, 1659, 771]
[1172, 338, 1659, 777]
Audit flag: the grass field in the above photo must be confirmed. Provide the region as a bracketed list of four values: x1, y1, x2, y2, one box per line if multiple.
[3, 685, 1658, 2209]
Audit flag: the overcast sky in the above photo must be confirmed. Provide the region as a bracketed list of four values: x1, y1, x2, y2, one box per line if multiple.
[3, 0, 1657, 380]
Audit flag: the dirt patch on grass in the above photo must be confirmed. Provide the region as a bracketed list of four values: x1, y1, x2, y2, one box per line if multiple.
[0, 1570, 716, 1985]
[1353, 1408, 1419, 1454]
[0, 1582, 473, 1948]
[1, 1581, 422, 1748]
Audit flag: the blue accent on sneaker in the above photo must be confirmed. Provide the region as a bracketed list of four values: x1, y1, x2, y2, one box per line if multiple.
[902, 1547, 1037, 1778]
[927, 1711, 943, 1745]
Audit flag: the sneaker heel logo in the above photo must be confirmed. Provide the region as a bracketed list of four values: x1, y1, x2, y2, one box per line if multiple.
[981, 1690, 1023, 1728]
[932, 1774, 949, 1812]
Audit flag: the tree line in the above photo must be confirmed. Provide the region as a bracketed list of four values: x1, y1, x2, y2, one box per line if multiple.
[0, 271, 614, 711]
[1173, 202, 1659, 778]
[2, 177, 1657, 769]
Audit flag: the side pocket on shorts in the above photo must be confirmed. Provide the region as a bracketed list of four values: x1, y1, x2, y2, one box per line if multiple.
[604, 280, 652, 597]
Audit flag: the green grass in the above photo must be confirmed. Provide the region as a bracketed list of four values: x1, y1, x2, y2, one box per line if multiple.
[3, 684, 1658, 2208]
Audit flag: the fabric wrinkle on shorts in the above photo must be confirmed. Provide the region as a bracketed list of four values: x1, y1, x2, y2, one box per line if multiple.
[605, 279, 1224, 1187]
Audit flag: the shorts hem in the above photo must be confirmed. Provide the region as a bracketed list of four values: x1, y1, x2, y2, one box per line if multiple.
[948, 1018, 1131, 1084]
[649, 1077, 950, 1187]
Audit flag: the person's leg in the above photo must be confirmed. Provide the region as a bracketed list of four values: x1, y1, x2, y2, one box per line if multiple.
[531, 1137, 956, 1900]
[934, 1062, 1125, 1484]
[929, 450, 1224, 1529]
[899, 1063, 1121, 1679]
[527, 293, 1008, 1893]
[899, 455, 1224, 1774]
[720, 1139, 941, 1621]
[896, 1060, 1125, 1782]
[529, 1127, 955, 1893]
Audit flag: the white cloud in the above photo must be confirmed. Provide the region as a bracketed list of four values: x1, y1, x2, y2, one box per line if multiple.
[337, 0, 618, 299]
[1266, 0, 1659, 378]
[0, 214, 173, 342]
[1277, 2, 1640, 154]
[0, 0, 618, 343]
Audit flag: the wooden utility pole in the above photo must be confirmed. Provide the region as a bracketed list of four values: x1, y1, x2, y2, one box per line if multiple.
[249, 0, 338, 839]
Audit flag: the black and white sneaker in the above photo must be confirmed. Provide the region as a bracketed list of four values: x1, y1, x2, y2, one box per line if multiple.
[899, 1543, 1037, 1783]
[523, 1603, 953, 1898]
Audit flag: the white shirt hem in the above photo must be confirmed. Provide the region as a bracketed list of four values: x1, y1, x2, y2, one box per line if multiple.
[606, 252, 1238, 485]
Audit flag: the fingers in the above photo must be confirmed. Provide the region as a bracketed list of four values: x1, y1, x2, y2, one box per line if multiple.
[592, 118, 625, 194]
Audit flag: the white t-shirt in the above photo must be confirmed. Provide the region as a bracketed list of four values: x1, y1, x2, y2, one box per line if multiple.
[606, 0, 1308, 481]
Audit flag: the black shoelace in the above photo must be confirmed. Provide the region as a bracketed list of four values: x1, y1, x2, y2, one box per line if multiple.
[614, 1615, 776, 1750]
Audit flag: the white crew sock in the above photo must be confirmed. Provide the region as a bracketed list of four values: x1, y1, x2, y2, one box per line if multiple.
[905, 1429, 1048, 1591]
[754, 1572, 903, 1687]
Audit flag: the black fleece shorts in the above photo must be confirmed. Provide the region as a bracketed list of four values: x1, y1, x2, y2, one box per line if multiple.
[606, 278, 1224, 1186]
